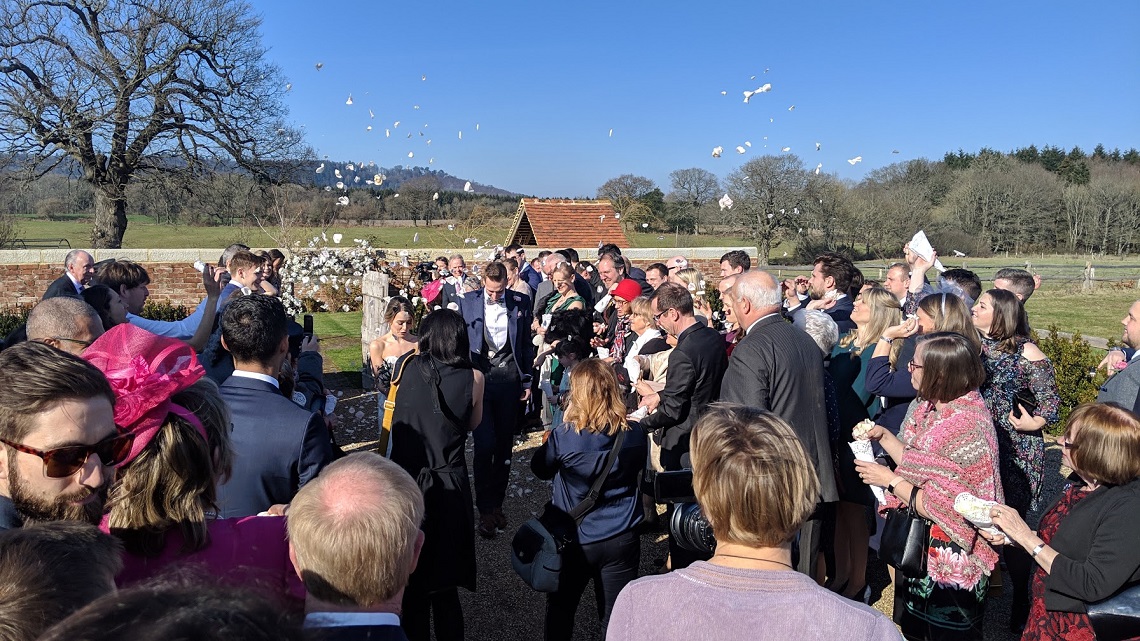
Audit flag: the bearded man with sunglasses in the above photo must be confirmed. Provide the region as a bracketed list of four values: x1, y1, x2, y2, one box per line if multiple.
[0, 342, 126, 530]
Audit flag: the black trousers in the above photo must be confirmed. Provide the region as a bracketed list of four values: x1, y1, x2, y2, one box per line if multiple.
[473, 374, 520, 514]
[402, 585, 463, 641]
[544, 530, 640, 641]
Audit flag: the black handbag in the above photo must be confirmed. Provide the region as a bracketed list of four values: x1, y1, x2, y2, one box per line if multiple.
[879, 484, 929, 577]
[1087, 582, 1140, 641]
[511, 431, 626, 592]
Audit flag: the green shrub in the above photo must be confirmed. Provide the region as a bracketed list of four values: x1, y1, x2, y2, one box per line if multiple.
[1035, 324, 1107, 434]
[0, 305, 32, 338]
[139, 300, 191, 322]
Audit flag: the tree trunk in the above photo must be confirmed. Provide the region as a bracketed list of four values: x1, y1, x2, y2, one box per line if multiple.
[756, 237, 771, 266]
[92, 187, 128, 249]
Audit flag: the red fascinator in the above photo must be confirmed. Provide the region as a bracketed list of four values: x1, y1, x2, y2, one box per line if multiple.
[83, 324, 207, 465]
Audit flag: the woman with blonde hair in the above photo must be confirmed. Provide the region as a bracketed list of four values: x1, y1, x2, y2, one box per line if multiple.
[532, 359, 648, 641]
[826, 286, 903, 600]
[866, 291, 980, 435]
[607, 404, 898, 640]
[670, 266, 712, 323]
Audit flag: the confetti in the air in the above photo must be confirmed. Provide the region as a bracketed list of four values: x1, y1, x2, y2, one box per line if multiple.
[788, 105, 795, 111]
[781, 146, 791, 152]
[285, 83, 292, 92]
[334, 169, 342, 179]
[413, 233, 419, 243]
[315, 163, 325, 174]
[609, 129, 613, 137]
[815, 163, 823, 175]
[458, 131, 463, 140]
[744, 141, 752, 147]
[422, 74, 427, 81]
[314, 62, 323, 71]
[464, 181, 473, 192]
[336, 196, 349, 206]
[407, 152, 414, 158]
[736, 146, 746, 154]
[816, 142, 822, 151]
[848, 156, 863, 165]
[742, 84, 772, 103]
[335, 181, 344, 190]
[719, 194, 733, 210]
[332, 234, 343, 244]
[345, 95, 353, 105]
[712, 146, 723, 158]
[346, 164, 354, 171]
[433, 193, 439, 201]
[892, 149, 901, 154]
[642, 223, 649, 228]
[720, 90, 727, 95]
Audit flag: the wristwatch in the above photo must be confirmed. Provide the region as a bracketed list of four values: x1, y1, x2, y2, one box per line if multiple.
[1030, 543, 1046, 558]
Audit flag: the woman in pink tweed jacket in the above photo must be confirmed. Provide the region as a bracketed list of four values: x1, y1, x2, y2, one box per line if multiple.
[856, 331, 1003, 641]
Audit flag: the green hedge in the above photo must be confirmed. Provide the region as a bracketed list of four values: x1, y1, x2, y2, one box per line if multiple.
[1036, 324, 1108, 434]
[139, 300, 192, 322]
[0, 305, 32, 338]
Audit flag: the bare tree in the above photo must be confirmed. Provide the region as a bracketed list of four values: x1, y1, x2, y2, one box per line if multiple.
[723, 154, 809, 266]
[0, 0, 308, 248]
[597, 174, 657, 214]
[667, 167, 719, 234]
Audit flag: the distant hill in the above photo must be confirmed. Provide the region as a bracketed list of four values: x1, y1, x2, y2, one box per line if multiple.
[304, 162, 518, 197]
[7, 153, 520, 197]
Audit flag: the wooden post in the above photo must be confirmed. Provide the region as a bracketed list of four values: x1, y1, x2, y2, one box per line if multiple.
[361, 271, 390, 389]
[1082, 262, 1095, 293]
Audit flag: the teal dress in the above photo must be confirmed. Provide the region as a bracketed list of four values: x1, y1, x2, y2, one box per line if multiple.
[828, 340, 880, 505]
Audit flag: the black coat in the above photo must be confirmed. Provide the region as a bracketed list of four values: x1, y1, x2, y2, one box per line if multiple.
[719, 314, 840, 503]
[639, 323, 727, 454]
[42, 274, 81, 300]
[1043, 478, 1140, 613]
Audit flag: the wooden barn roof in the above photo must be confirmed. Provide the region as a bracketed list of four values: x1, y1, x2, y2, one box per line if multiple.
[506, 198, 630, 249]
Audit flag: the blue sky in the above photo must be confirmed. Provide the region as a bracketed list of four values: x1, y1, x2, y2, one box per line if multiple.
[251, 0, 1140, 197]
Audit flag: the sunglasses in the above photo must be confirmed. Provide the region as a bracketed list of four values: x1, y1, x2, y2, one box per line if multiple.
[0, 432, 134, 478]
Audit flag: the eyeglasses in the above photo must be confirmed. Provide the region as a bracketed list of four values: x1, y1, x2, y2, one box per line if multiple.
[907, 361, 924, 372]
[1059, 434, 1077, 450]
[0, 432, 134, 478]
[51, 337, 92, 349]
[653, 308, 673, 321]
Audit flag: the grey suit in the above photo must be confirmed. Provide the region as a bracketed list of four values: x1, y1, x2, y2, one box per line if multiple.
[720, 314, 838, 501]
[1097, 357, 1140, 407]
[719, 313, 839, 576]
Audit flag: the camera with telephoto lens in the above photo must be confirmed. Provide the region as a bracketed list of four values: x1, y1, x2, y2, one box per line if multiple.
[650, 469, 716, 554]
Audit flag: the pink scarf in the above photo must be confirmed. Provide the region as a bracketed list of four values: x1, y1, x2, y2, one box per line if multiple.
[885, 391, 1004, 575]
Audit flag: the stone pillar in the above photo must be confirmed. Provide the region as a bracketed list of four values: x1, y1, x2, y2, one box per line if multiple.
[361, 271, 390, 389]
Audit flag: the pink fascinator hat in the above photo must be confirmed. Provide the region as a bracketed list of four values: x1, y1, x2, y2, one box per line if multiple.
[83, 324, 207, 465]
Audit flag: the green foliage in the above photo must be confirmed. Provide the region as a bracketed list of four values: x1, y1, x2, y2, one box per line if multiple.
[1035, 324, 1107, 434]
[138, 300, 191, 322]
[0, 305, 32, 338]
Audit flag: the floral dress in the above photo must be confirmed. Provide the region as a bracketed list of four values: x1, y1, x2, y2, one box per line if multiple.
[979, 336, 1059, 514]
[1022, 483, 1098, 641]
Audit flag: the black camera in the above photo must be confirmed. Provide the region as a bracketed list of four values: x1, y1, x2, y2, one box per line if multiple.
[670, 502, 716, 554]
[647, 469, 717, 555]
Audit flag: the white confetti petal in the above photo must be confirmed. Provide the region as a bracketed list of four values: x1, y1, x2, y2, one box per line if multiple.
[736, 146, 746, 154]
[781, 146, 791, 152]
[719, 194, 733, 210]
[711, 146, 723, 158]
[345, 94, 353, 105]
[464, 181, 473, 192]
[848, 156, 863, 165]
[315, 163, 324, 174]
[336, 196, 349, 206]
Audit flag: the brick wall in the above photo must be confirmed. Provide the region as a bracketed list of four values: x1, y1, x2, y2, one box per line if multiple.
[0, 246, 764, 309]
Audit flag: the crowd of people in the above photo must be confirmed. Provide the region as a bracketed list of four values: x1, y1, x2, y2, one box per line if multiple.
[1, 241, 1139, 641]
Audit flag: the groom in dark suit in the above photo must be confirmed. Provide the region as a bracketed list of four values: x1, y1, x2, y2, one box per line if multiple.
[460, 261, 533, 538]
[215, 295, 333, 517]
[783, 252, 857, 336]
[720, 270, 839, 579]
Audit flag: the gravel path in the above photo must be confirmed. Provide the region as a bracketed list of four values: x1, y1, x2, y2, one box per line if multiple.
[328, 379, 1068, 641]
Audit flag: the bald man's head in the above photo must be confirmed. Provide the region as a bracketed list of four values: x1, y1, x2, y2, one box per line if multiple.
[26, 298, 104, 356]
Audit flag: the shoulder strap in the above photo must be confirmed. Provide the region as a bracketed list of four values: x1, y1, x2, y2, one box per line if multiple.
[567, 429, 627, 523]
[378, 354, 414, 457]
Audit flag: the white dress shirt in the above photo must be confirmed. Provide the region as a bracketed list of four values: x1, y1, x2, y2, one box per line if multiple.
[485, 294, 508, 352]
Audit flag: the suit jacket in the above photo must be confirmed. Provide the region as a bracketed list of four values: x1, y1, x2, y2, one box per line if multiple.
[519, 262, 543, 292]
[42, 274, 81, 300]
[1042, 478, 1140, 613]
[441, 279, 465, 309]
[640, 323, 727, 452]
[216, 376, 334, 517]
[306, 625, 408, 641]
[720, 314, 840, 502]
[787, 295, 855, 337]
[1097, 357, 1140, 407]
[459, 289, 533, 385]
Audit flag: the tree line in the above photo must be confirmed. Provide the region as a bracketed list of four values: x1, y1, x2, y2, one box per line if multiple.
[598, 144, 1140, 265]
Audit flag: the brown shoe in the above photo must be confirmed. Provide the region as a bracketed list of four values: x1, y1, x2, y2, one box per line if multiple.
[477, 513, 498, 539]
